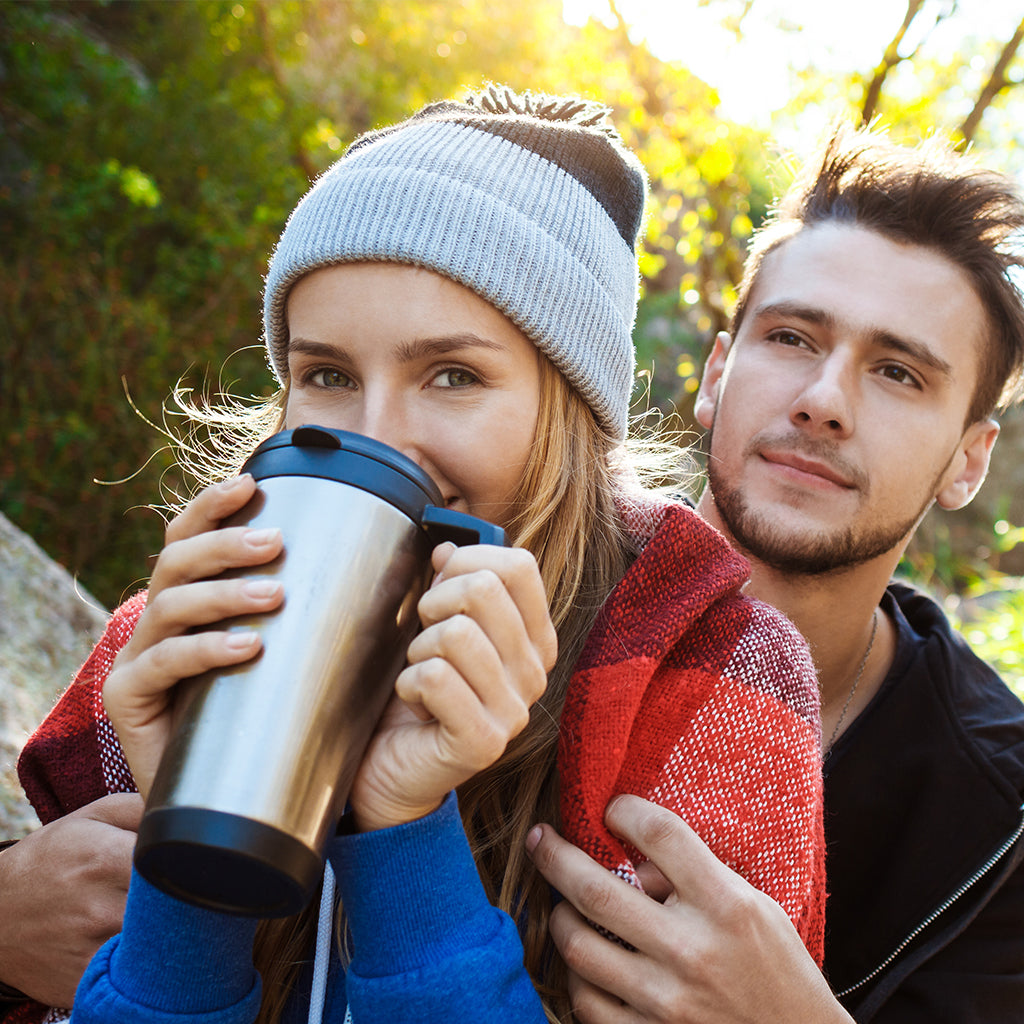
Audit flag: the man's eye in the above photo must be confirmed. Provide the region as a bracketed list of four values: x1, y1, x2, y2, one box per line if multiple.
[433, 368, 478, 388]
[879, 364, 921, 388]
[769, 330, 807, 348]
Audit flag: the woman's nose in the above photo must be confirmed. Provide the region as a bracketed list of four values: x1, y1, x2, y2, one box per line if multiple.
[354, 396, 426, 468]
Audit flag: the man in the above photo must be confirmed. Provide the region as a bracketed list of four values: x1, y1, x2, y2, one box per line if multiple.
[527, 125, 1024, 1022]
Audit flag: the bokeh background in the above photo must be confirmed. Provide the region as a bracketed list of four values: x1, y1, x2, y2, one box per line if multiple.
[2, 0, 1022, 689]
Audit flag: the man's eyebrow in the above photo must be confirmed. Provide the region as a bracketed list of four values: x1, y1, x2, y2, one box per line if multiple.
[287, 334, 506, 361]
[751, 300, 955, 379]
[751, 300, 836, 329]
[868, 328, 955, 379]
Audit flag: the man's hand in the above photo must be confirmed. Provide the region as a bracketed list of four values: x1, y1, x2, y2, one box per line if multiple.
[0, 793, 142, 1007]
[527, 795, 852, 1024]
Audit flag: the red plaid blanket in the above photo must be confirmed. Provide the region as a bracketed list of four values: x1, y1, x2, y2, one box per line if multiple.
[559, 501, 825, 960]
[12, 501, 825, 1022]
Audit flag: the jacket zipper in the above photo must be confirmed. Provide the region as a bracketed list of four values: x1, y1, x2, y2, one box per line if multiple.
[836, 803, 1024, 998]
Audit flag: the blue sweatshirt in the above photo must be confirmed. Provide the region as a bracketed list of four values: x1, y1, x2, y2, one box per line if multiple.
[71, 793, 546, 1023]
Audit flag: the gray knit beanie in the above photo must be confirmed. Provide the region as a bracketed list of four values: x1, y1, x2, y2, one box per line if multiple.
[263, 85, 647, 439]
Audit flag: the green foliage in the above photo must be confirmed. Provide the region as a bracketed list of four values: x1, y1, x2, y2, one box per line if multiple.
[947, 584, 1024, 701]
[899, 516, 1024, 696]
[0, 0, 566, 607]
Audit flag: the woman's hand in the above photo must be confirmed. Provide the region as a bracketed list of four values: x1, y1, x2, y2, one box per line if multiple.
[102, 474, 284, 798]
[349, 542, 557, 832]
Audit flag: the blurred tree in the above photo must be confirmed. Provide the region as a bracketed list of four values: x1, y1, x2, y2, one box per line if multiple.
[855, 1, 1024, 144]
[0, 0, 565, 607]
[2, 0, 1022, 608]
[539, 9, 774, 423]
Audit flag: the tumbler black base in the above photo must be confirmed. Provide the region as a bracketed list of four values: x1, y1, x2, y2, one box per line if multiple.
[135, 807, 322, 918]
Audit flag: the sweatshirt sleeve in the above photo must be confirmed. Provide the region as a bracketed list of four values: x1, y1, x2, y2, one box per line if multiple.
[330, 792, 546, 1024]
[71, 869, 262, 1024]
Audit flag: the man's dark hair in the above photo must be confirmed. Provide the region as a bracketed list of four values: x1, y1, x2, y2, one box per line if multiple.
[732, 123, 1024, 422]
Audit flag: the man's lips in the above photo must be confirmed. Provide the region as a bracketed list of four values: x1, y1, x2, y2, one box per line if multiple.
[758, 450, 857, 489]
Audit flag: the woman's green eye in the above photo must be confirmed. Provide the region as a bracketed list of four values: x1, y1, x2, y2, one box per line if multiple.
[313, 369, 353, 388]
[436, 368, 477, 387]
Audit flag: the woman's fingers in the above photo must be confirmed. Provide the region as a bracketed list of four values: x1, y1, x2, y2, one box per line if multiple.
[403, 548, 553, 755]
[121, 557, 282, 720]
[106, 629, 263, 726]
[350, 544, 556, 831]
[133, 546, 283, 654]
[423, 544, 557, 672]
[412, 577, 545, 698]
[104, 572, 283, 797]
[104, 629, 262, 799]
[400, 620, 529, 772]
[163, 474, 258, 546]
[148, 525, 282, 598]
[102, 476, 286, 796]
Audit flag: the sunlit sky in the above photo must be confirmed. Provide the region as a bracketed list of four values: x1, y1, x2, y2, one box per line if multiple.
[562, 1, 1023, 129]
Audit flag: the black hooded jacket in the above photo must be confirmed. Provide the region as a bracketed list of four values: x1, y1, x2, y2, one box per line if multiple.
[825, 583, 1024, 1022]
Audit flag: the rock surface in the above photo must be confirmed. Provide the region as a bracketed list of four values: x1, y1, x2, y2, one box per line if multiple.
[0, 511, 108, 838]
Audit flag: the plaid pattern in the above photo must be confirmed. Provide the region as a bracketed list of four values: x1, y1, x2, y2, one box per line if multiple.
[12, 502, 825, 1024]
[18, 592, 142, 825]
[7, 593, 143, 1024]
[559, 500, 826, 962]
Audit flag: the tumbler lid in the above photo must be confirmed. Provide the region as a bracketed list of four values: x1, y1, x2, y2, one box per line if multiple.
[241, 426, 441, 524]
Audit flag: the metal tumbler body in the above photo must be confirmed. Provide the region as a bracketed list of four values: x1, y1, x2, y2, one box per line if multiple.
[134, 427, 504, 917]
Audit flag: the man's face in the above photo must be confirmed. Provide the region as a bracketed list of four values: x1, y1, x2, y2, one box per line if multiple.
[696, 222, 998, 575]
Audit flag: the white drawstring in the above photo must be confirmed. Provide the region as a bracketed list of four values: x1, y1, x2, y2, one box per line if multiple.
[307, 861, 337, 1024]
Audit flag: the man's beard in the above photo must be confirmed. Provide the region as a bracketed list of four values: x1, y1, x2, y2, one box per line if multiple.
[705, 427, 937, 576]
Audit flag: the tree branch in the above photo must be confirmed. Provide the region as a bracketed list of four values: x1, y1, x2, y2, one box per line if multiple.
[861, 0, 929, 124]
[959, 16, 1024, 143]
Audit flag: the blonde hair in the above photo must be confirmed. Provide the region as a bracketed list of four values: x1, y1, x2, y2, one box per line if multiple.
[168, 355, 685, 1023]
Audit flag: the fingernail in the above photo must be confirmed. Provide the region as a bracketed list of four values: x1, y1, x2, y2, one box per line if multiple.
[221, 473, 252, 491]
[244, 579, 281, 600]
[226, 631, 260, 651]
[525, 824, 542, 854]
[245, 527, 280, 548]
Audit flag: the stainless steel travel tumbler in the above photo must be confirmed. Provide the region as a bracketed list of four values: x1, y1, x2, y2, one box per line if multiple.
[134, 426, 505, 917]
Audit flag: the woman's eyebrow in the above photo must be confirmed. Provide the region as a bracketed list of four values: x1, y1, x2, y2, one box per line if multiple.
[287, 338, 346, 359]
[393, 334, 506, 361]
[288, 334, 506, 362]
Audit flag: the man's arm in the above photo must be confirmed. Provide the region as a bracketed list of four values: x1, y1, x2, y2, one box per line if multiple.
[527, 795, 852, 1024]
[0, 793, 141, 1009]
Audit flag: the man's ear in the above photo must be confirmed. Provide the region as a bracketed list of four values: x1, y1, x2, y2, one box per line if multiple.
[694, 332, 733, 430]
[936, 419, 1000, 510]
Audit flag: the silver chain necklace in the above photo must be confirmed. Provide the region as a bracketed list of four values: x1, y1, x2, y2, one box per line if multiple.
[824, 609, 878, 757]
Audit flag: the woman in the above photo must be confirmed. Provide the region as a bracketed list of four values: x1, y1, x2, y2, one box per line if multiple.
[21, 86, 825, 1024]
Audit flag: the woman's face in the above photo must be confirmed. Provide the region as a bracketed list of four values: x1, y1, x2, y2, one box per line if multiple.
[284, 262, 542, 529]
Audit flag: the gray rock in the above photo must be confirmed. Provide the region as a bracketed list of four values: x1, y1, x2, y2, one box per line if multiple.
[0, 511, 108, 838]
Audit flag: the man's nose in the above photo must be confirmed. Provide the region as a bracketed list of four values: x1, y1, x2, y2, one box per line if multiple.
[789, 355, 856, 438]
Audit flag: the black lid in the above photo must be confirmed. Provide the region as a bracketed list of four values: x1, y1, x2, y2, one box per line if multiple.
[241, 426, 441, 523]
